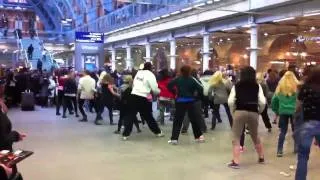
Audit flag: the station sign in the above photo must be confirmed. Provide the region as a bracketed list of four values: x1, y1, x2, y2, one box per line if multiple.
[75, 32, 104, 43]
[294, 36, 320, 43]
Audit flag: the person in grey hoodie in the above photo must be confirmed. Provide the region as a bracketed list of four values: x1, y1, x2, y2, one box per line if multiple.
[208, 71, 233, 130]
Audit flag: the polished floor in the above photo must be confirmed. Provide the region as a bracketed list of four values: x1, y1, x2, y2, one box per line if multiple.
[8, 106, 320, 180]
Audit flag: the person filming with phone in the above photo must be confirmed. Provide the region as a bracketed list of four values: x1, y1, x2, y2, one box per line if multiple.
[0, 78, 26, 180]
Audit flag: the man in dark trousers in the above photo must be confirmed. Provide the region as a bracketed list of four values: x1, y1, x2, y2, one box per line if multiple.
[27, 44, 33, 60]
[37, 59, 42, 74]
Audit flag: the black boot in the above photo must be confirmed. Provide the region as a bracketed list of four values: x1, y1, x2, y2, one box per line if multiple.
[79, 116, 87, 122]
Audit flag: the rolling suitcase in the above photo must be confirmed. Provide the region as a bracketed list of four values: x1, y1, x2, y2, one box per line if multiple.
[21, 90, 35, 111]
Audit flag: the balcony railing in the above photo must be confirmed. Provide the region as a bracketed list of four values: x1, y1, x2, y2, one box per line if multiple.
[72, 0, 235, 33]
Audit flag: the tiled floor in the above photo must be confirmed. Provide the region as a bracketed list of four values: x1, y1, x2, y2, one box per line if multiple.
[7, 107, 320, 180]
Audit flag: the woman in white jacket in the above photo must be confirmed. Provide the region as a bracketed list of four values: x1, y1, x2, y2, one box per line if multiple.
[122, 62, 164, 140]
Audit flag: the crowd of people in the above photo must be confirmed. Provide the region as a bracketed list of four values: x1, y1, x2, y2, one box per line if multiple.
[0, 62, 319, 180]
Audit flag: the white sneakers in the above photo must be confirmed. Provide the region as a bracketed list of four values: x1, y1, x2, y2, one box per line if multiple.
[168, 140, 178, 145]
[156, 132, 165, 137]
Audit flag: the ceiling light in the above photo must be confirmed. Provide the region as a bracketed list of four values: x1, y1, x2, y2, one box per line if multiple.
[222, 27, 236, 31]
[310, 26, 316, 31]
[161, 14, 170, 18]
[242, 24, 251, 28]
[152, 17, 160, 21]
[206, 0, 213, 4]
[273, 17, 295, 22]
[181, 7, 193, 12]
[303, 12, 320, 17]
[193, 3, 206, 8]
[301, 52, 307, 57]
[227, 38, 231, 41]
[220, 39, 223, 42]
[264, 32, 268, 36]
[171, 11, 181, 15]
[270, 61, 285, 64]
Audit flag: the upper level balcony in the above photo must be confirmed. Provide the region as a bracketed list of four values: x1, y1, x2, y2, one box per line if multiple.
[74, 0, 237, 33]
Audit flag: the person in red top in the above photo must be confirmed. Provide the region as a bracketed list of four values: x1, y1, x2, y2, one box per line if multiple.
[157, 69, 175, 125]
[55, 69, 69, 116]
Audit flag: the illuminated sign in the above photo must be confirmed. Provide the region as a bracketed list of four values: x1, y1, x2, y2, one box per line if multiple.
[81, 45, 99, 51]
[75, 32, 104, 43]
[294, 36, 320, 43]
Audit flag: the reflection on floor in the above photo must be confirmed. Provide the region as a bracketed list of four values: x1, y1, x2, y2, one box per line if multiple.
[8, 107, 320, 180]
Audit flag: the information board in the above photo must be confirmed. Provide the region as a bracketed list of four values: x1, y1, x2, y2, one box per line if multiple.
[75, 32, 104, 43]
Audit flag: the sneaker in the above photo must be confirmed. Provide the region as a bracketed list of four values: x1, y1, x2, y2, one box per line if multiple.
[258, 158, 265, 164]
[240, 146, 245, 153]
[94, 121, 103, 125]
[122, 136, 129, 141]
[227, 160, 240, 169]
[114, 130, 120, 134]
[137, 129, 142, 133]
[268, 128, 272, 133]
[156, 132, 165, 137]
[289, 165, 296, 170]
[277, 151, 283, 157]
[195, 135, 205, 143]
[168, 140, 178, 145]
[62, 115, 67, 119]
[75, 114, 79, 118]
[56, 112, 61, 116]
[79, 118, 88, 122]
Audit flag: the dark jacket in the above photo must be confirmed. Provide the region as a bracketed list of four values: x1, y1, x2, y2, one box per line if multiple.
[0, 166, 8, 180]
[39, 77, 50, 97]
[0, 110, 19, 151]
[235, 81, 259, 112]
[167, 76, 203, 99]
[63, 78, 77, 95]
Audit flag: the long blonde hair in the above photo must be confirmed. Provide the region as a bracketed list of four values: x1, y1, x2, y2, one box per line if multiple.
[256, 72, 265, 84]
[275, 71, 299, 96]
[208, 71, 224, 87]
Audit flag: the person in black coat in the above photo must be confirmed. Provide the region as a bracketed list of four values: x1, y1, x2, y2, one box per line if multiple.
[62, 72, 79, 118]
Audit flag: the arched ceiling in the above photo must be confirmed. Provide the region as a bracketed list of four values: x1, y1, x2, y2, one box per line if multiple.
[25, 0, 81, 31]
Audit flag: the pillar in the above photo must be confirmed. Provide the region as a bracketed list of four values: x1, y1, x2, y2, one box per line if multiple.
[202, 33, 210, 72]
[169, 39, 176, 70]
[250, 24, 258, 70]
[111, 48, 116, 71]
[145, 43, 151, 62]
[126, 46, 132, 70]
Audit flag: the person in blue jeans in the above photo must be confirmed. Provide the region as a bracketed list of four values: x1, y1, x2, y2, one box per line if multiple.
[295, 65, 320, 180]
[271, 71, 299, 157]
